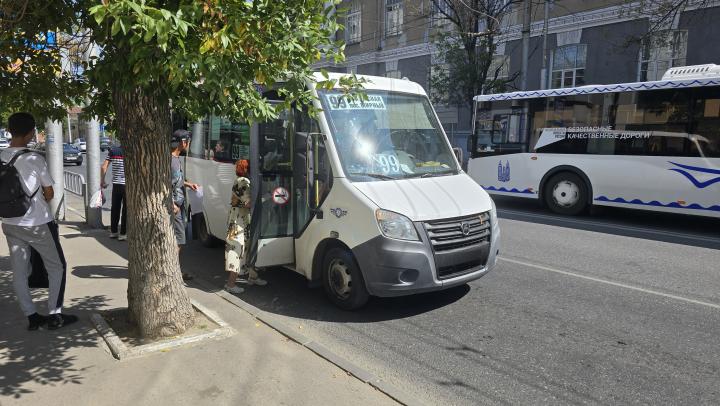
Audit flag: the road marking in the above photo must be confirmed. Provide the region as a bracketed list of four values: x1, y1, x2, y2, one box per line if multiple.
[500, 257, 720, 310]
[497, 209, 720, 245]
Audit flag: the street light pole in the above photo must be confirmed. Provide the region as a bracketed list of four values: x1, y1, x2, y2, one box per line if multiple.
[85, 116, 103, 228]
[541, 0, 550, 89]
[520, 0, 531, 91]
[45, 119, 65, 220]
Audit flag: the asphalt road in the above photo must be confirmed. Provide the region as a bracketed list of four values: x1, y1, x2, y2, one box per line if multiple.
[183, 195, 720, 406]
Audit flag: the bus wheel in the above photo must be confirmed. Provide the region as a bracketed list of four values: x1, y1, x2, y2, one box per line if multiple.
[193, 213, 222, 248]
[322, 248, 369, 310]
[544, 172, 588, 215]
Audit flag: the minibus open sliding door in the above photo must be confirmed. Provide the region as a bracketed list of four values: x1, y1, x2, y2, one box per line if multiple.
[247, 103, 295, 269]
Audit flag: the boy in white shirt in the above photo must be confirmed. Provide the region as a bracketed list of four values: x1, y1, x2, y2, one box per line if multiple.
[0, 112, 77, 330]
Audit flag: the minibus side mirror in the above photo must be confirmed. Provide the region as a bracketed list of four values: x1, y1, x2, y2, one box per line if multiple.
[452, 147, 463, 164]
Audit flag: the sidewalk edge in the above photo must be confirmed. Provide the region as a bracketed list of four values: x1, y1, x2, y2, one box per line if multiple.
[192, 278, 427, 406]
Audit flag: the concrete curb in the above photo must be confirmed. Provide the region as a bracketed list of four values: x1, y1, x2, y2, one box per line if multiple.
[90, 299, 236, 360]
[192, 278, 427, 406]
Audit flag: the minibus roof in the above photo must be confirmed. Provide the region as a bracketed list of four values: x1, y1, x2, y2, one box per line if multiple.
[474, 65, 720, 103]
[312, 72, 428, 96]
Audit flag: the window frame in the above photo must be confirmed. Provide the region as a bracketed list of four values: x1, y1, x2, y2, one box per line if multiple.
[551, 44, 587, 89]
[639, 30, 688, 82]
[345, 0, 362, 44]
[385, 0, 404, 37]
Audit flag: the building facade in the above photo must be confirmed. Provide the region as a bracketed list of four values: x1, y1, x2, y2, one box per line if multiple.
[317, 0, 720, 150]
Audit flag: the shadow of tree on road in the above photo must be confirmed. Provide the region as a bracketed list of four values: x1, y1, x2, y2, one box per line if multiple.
[72, 265, 128, 279]
[0, 258, 109, 400]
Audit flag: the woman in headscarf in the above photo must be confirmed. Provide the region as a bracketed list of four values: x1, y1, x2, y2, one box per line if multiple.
[224, 159, 267, 293]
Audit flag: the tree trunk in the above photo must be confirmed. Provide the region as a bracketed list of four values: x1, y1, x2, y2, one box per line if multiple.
[113, 84, 194, 338]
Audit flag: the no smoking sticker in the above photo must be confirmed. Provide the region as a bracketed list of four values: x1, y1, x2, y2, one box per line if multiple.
[272, 187, 289, 205]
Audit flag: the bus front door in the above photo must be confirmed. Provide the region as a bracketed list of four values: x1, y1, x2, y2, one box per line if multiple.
[248, 104, 296, 268]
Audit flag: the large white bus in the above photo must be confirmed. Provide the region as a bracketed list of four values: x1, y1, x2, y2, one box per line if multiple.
[186, 73, 500, 309]
[467, 64, 720, 217]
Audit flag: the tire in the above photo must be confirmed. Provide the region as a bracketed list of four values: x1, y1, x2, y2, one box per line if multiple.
[76, 162, 82, 166]
[193, 213, 222, 248]
[544, 172, 589, 216]
[322, 248, 369, 310]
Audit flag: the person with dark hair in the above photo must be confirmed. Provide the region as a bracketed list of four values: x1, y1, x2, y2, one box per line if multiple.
[101, 141, 127, 240]
[0, 112, 77, 330]
[223, 159, 266, 293]
[171, 129, 198, 281]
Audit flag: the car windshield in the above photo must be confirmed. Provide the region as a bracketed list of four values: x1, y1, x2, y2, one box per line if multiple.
[64, 145, 79, 152]
[319, 90, 458, 181]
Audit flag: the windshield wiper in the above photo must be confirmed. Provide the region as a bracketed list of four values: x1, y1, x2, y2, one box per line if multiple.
[404, 171, 456, 179]
[348, 172, 396, 180]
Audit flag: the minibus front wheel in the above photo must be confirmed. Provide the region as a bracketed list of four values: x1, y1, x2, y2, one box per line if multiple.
[323, 248, 369, 310]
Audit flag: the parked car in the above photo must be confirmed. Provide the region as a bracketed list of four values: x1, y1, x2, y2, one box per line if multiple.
[73, 138, 87, 152]
[0, 138, 9, 149]
[100, 137, 112, 151]
[63, 144, 83, 166]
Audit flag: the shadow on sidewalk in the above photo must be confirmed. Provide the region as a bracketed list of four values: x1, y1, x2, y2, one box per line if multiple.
[56, 218, 469, 325]
[72, 265, 128, 279]
[0, 259, 110, 400]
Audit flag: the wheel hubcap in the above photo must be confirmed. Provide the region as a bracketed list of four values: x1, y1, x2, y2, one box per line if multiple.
[552, 180, 580, 208]
[328, 259, 352, 299]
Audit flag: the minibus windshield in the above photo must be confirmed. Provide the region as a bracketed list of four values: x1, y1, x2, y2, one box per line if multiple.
[319, 90, 458, 181]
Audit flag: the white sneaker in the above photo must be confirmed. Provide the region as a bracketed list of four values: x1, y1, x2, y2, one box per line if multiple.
[118, 234, 127, 241]
[247, 277, 267, 286]
[225, 285, 244, 294]
[109, 232, 119, 238]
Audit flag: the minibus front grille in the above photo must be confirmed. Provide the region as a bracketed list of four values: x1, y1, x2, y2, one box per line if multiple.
[424, 212, 491, 252]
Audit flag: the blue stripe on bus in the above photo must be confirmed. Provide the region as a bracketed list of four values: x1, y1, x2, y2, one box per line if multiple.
[594, 196, 720, 212]
[481, 185, 535, 194]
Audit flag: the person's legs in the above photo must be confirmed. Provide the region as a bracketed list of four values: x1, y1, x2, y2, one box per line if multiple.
[119, 184, 127, 236]
[173, 211, 193, 281]
[31, 222, 78, 329]
[110, 185, 122, 235]
[2, 224, 38, 317]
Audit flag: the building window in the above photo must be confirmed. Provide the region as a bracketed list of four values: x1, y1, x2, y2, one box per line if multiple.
[386, 70, 402, 79]
[640, 30, 688, 81]
[551, 44, 586, 88]
[488, 55, 509, 80]
[431, 0, 453, 28]
[345, 0, 361, 44]
[385, 0, 403, 37]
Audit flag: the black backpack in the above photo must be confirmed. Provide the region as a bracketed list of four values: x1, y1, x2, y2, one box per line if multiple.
[0, 149, 38, 218]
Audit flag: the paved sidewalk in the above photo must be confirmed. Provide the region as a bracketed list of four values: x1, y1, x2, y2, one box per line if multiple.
[0, 210, 397, 406]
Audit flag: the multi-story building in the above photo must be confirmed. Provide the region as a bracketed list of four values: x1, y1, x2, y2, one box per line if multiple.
[317, 0, 720, 149]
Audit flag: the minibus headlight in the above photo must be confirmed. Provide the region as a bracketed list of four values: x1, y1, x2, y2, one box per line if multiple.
[375, 209, 419, 241]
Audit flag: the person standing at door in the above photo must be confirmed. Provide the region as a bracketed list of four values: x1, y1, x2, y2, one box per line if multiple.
[224, 159, 266, 293]
[171, 129, 198, 281]
[101, 142, 127, 240]
[0, 112, 78, 330]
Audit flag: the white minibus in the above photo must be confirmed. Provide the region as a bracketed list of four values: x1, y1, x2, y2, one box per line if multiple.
[185, 73, 500, 309]
[467, 64, 720, 217]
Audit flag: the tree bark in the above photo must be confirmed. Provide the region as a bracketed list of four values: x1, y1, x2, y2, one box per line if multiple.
[112, 84, 194, 338]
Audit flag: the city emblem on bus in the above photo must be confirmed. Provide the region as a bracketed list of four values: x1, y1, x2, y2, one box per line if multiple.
[330, 208, 348, 218]
[498, 160, 511, 182]
[460, 222, 471, 236]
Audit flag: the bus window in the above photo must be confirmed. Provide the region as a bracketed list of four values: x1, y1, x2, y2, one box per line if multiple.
[691, 86, 720, 157]
[206, 118, 250, 162]
[189, 119, 208, 158]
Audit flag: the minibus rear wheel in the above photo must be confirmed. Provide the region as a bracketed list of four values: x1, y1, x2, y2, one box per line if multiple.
[322, 248, 369, 310]
[544, 172, 589, 216]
